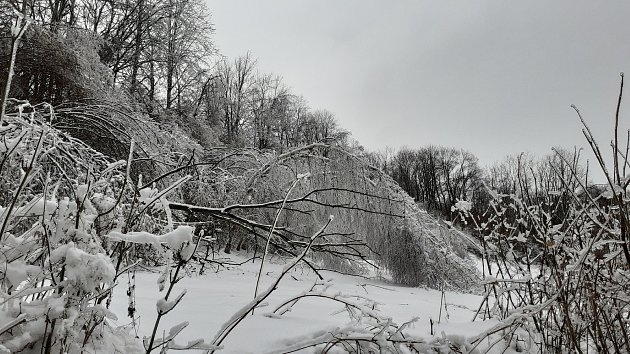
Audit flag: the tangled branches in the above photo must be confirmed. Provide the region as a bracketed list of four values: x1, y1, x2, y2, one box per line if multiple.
[451, 74, 630, 353]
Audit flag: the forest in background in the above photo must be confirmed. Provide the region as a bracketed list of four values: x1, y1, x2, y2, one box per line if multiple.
[2, 1, 630, 353]
[0, 0, 597, 226]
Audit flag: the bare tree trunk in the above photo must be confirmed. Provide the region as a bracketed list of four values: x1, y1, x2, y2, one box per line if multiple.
[1, 14, 29, 125]
[148, 45, 156, 102]
[129, 0, 144, 93]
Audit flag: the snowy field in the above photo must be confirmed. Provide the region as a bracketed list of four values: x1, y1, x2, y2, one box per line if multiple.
[109, 254, 494, 353]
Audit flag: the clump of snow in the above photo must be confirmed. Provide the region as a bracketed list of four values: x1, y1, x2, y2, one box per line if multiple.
[3, 260, 40, 288]
[107, 225, 194, 250]
[157, 290, 187, 314]
[91, 192, 116, 213]
[179, 242, 196, 261]
[0, 196, 58, 220]
[89, 324, 145, 353]
[138, 185, 158, 206]
[451, 200, 472, 213]
[50, 243, 115, 292]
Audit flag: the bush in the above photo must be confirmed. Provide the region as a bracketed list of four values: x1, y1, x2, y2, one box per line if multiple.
[0, 102, 143, 353]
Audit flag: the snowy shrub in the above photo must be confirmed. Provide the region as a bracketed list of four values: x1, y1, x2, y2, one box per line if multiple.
[5, 24, 115, 105]
[0, 102, 145, 353]
[458, 188, 627, 352]
[454, 81, 630, 352]
[378, 222, 430, 286]
[0, 101, 213, 353]
[373, 182, 481, 290]
[52, 100, 206, 190]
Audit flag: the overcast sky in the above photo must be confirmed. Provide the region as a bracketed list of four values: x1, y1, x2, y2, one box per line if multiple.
[208, 0, 630, 175]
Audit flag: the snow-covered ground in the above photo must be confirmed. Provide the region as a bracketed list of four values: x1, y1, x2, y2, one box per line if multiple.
[109, 254, 493, 353]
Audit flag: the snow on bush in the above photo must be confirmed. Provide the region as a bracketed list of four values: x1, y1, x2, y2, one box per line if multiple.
[0, 102, 146, 353]
[107, 225, 194, 250]
[373, 183, 480, 290]
[453, 173, 630, 352]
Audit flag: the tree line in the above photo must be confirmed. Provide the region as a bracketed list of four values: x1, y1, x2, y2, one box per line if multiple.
[368, 146, 590, 225]
[1, 0, 596, 232]
[0, 0, 349, 153]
